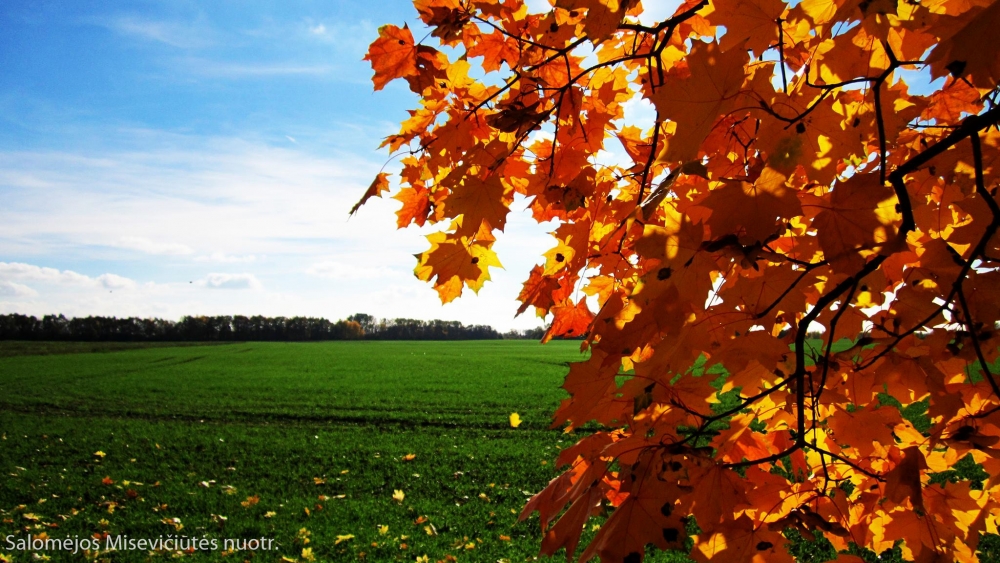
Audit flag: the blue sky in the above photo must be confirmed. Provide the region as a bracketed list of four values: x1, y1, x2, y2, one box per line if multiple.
[0, 0, 566, 330]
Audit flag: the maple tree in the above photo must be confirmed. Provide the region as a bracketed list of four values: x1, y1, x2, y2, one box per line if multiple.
[357, 0, 1000, 560]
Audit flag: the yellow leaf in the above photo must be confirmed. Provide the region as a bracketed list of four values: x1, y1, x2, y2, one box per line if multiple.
[93, 451, 106, 458]
[402, 453, 417, 461]
[509, 413, 522, 428]
[301, 547, 316, 562]
[335, 534, 355, 545]
[393, 489, 405, 503]
[378, 525, 389, 535]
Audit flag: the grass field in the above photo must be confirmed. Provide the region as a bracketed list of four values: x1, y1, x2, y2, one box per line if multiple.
[0, 340, 621, 563]
[4, 340, 995, 563]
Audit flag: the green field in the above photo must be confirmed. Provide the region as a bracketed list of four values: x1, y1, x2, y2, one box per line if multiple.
[7, 340, 993, 563]
[0, 340, 597, 562]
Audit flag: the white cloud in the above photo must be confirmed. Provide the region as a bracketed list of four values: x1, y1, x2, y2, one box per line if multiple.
[306, 261, 395, 280]
[636, 1, 686, 25]
[0, 281, 38, 298]
[0, 262, 96, 286]
[622, 94, 656, 129]
[524, 0, 552, 13]
[0, 262, 139, 291]
[195, 252, 258, 263]
[0, 131, 558, 330]
[116, 236, 195, 256]
[96, 274, 137, 290]
[296, 18, 374, 54]
[199, 273, 262, 290]
[518, 2, 686, 31]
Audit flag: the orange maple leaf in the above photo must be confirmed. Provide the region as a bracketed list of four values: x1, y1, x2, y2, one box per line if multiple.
[349, 173, 391, 216]
[366, 1, 1000, 560]
[364, 24, 418, 91]
[650, 41, 748, 163]
[543, 299, 594, 343]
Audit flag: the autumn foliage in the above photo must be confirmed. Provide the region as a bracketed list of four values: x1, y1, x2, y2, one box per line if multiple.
[359, 0, 1000, 560]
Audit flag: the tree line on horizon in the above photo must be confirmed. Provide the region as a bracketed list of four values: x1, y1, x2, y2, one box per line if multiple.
[0, 313, 547, 342]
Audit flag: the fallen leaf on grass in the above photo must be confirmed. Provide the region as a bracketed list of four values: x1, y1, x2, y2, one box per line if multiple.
[403, 453, 416, 461]
[393, 489, 405, 503]
[509, 413, 522, 428]
[241, 495, 260, 508]
[93, 451, 106, 458]
[335, 534, 355, 545]
[160, 517, 183, 531]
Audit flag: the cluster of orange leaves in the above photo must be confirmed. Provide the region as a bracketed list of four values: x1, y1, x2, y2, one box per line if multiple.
[357, 0, 1000, 561]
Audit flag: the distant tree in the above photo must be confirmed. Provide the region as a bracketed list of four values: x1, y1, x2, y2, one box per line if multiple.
[0, 314, 503, 342]
[347, 313, 377, 334]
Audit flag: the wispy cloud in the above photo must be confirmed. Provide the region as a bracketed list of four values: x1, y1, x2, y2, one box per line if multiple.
[116, 236, 194, 256]
[195, 252, 258, 264]
[295, 18, 376, 56]
[95, 15, 215, 49]
[181, 58, 335, 78]
[306, 261, 395, 280]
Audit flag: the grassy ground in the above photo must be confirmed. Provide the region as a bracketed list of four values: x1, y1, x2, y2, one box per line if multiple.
[4, 340, 993, 563]
[0, 340, 619, 563]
